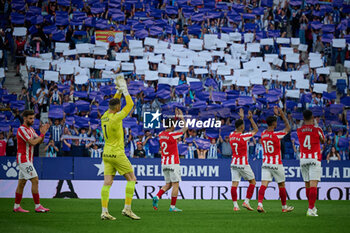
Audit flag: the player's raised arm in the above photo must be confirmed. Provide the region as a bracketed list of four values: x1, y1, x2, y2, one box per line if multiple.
[113, 74, 134, 119]
[247, 110, 258, 136]
[176, 108, 187, 133]
[278, 107, 291, 134]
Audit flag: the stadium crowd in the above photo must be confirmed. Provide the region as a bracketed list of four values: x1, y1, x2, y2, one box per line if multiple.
[0, 0, 350, 161]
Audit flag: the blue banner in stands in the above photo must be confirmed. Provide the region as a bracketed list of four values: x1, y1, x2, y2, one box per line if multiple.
[0, 157, 350, 182]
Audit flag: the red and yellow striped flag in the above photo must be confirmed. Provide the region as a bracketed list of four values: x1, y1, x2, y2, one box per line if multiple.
[95, 30, 123, 43]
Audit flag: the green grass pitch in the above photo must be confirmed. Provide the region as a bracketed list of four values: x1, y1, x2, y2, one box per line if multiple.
[1, 199, 349, 233]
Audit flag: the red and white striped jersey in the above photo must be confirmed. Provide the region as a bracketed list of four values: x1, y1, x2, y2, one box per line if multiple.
[159, 130, 183, 165]
[229, 132, 253, 165]
[297, 124, 325, 161]
[261, 130, 287, 165]
[17, 125, 38, 164]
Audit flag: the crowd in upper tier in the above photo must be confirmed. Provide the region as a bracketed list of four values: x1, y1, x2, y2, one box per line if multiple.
[0, 0, 349, 161]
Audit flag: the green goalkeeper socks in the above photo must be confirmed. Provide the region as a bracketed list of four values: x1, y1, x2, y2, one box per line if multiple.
[125, 181, 136, 207]
[101, 185, 111, 212]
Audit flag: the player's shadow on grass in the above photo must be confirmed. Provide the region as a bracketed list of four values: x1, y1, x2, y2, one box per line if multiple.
[53, 180, 78, 198]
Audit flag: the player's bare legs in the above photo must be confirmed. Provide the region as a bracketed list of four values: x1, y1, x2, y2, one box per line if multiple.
[257, 180, 269, 213]
[307, 180, 319, 216]
[231, 181, 240, 211]
[14, 179, 29, 212]
[278, 182, 294, 213]
[153, 183, 172, 210]
[122, 172, 140, 220]
[242, 179, 256, 211]
[101, 175, 116, 220]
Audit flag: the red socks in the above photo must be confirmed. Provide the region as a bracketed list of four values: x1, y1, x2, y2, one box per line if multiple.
[308, 187, 317, 209]
[171, 196, 177, 206]
[279, 187, 287, 206]
[258, 185, 267, 203]
[306, 187, 310, 200]
[246, 184, 255, 199]
[15, 193, 22, 204]
[156, 189, 165, 199]
[231, 186, 237, 202]
[32, 193, 40, 205]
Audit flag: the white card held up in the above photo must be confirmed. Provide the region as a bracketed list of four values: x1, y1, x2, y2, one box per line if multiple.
[35, 60, 51, 70]
[194, 68, 208, 75]
[55, 42, 69, 53]
[102, 70, 116, 79]
[95, 40, 109, 49]
[144, 37, 158, 46]
[236, 77, 250, 87]
[316, 67, 330, 75]
[44, 71, 59, 82]
[344, 60, 350, 68]
[129, 40, 143, 49]
[121, 62, 134, 71]
[229, 32, 242, 42]
[296, 79, 309, 89]
[286, 89, 300, 98]
[189, 39, 203, 51]
[291, 38, 300, 45]
[204, 34, 217, 49]
[76, 43, 92, 54]
[230, 43, 245, 52]
[75, 74, 89, 84]
[40, 53, 53, 60]
[130, 48, 144, 57]
[114, 32, 123, 43]
[309, 53, 321, 60]
[158, 63, 171, 74]
[298, 44, 308, 52]
[217, 66, 231, 76]
[175, 65, 189, 73]
[105, 61, 120, 71]
[59, 64, 74, 75]
[13, 27, 27, 36]
[286, 53, 299, 63]
[246, 43, 260, 52]
[260, 38, 274, 46]
[94, 59, 107, 69]
[313, 83, 328, 93]
[309, 59, 323, 68]
[158, 77, 179, 86]
[243, 60, 257, 70]
[280, 47, 293, 55]
[193, 59, 206, 67]
[273, 58, 283, 67]
[134, 59, 148, 71]
[165, 55, 178, 65]
[276, 37, 290, 44]
[291, 71, 304, 81]
[332, 39, 346, 48]
[170, 43, 185, 51]
[215, 39, 227, 49]
[225, 59, 240, 69]
[264, 54, 278, 63]
[220, 33, 230, 42]
[63, 49, 77, 56]
[0, 68, 4, 78]
[93, 46, 107, 55]
[179, 58, 193, 66]
[145, 70, 159, 81]
[115, 53, 130, 61]
[244, 33, 254, 43]
[80, 57, 95, 68]
[277, 72, 291, 82]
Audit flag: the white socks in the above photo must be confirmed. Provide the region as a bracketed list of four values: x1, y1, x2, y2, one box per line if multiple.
[14, 204, 20, 209]
[170, 205, 175, 209]
[124, 204, 131, 210]
[35, 204, 41, 209]
[244, 199, 250, 204]
[258, 202, 263, 207]
[233, 201, 239, 208]
[102, 207, 108, 213]
[282, 205, 287, 209]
